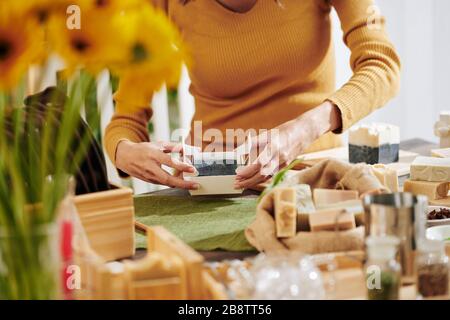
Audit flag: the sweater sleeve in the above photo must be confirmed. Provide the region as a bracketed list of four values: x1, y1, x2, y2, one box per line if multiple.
[104, 75, 153, 166]
[327, 0, 401, 132]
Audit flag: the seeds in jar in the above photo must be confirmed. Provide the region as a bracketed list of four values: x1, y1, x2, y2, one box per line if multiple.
[417, 263, 449, 298]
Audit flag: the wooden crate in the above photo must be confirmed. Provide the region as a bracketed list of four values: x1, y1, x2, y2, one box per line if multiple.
[74, 184, 135, 261]
[74, 224, 228, 300]
[146, 225, 205, 299]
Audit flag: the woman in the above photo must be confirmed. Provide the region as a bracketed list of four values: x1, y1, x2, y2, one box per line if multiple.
[105, 0, 401, 190]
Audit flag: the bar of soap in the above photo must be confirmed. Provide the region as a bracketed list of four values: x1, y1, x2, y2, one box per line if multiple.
[349, 123, 400, 165]
[403, 179, 449, 200]
[371, 164, 400, 192]
[313, 189, 359, 207]
[308, 209, 356, 232]
[410, 156, 450, 182]
[274, 187, 297, 238]
[192, 153, 239, 177]
[293, 185, 316, 232]
[293, 184, 315, 213]
[431, 148, 450, 158]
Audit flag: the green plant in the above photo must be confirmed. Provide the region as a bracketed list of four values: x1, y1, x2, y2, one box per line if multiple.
[0, 0, 188, 299]
[258, 158, 304, 202]
[0, 72, 96, 299]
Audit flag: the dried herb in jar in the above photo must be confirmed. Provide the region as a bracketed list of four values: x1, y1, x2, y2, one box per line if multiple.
[417, 263, 449, 298]
[367, 271, 400, 300]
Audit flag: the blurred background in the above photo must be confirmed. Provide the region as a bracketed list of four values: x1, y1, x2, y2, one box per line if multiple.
[334, 0, 450, 142]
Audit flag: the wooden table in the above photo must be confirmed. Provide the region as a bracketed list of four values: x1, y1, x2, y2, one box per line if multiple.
[135, 138, 438, 262]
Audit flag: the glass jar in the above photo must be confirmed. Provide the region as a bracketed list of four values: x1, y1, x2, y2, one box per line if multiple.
[0, 224, 60, 300]
[365, 236, 401, 300]
[416, 239, 449, 299]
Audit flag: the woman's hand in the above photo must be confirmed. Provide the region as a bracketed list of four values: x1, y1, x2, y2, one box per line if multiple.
[235, 101, 342, 189]
[115, 140, 199, 190]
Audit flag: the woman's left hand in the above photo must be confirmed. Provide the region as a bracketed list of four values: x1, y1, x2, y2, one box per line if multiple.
[234, 101, 342, 189]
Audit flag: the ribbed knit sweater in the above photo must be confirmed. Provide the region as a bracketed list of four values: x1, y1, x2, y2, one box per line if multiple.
[104, 0, 401, 164]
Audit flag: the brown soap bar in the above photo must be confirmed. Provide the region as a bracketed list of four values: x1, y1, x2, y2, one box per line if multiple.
[403, 180, 449, 200]
[313, 189, 359, 207]
[308, 209, 356, 232]
[274, 187, 297, 238]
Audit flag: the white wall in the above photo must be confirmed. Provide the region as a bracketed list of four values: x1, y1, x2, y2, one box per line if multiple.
[332, 0, 450, 143]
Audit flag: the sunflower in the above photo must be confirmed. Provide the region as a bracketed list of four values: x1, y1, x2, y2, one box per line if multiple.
[112, 3, 188, 104]
[0, 0, 70, 21]
[47, 8, 130, 76]
[0, 12, 45, 90]
[78, 0, 143, 12]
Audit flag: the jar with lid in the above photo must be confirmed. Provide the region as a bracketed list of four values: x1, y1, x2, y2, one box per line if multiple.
[365, 236, 402, 300]
[416, 239, 449, 299]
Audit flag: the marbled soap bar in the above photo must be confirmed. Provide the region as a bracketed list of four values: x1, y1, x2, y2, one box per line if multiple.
[293, 184, 315, 213]
[349, 123, 400, 165]
[410, 156, 450, 182]
[274, 187, 297, 238]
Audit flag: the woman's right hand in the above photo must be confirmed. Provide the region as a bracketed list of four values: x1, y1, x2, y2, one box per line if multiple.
[115, 140, 199, 190]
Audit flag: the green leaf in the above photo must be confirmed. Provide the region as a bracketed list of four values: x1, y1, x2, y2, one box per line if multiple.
[258, 158, 304, 202]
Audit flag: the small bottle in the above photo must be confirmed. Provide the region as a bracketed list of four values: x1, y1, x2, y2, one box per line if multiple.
[365, 236, 402, 300]
[416, 239, 449, 299]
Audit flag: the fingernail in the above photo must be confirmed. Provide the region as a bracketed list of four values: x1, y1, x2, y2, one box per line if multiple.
[193, 184, 200, 190]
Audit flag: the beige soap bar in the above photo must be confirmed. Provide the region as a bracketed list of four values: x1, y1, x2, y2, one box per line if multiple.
[274, 187, 297, 238]
[410, 156, 450, 182]
[431, 148, 450, 158]
[308, 209, 356, 232]
[313, 189, 359, 207]
[403, 179, 449, 200]
[371, 164, 400, 192]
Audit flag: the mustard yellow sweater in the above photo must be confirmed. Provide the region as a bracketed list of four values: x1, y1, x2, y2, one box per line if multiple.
[105, 0, 401, 164]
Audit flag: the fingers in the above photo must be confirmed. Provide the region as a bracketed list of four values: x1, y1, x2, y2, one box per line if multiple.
[160, 141, 184, 154]
[236, 144, 274, 180]
[157, 152, 195, 173]
[235, 171, 271, 189]
[140, 164, 199, 190]
[235, 163, 261, 180]
[160, 170, 199, 190]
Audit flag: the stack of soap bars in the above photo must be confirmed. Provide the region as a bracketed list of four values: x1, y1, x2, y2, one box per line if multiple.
[349, 123, 400, 165]
[403, 156, 450, 202]
[274, 185, 361, 238]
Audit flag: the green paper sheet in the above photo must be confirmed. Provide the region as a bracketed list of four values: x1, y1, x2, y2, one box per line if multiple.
[134, 193, 258, 252]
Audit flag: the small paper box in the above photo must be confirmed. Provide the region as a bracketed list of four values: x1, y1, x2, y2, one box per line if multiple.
[183, 141, 250, 196]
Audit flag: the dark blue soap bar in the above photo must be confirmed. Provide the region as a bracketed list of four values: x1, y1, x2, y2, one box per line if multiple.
[349, 143, 399, 165]
[194, 160, 238, 176]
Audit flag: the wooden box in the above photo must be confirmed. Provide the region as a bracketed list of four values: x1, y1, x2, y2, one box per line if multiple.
[74, 184, 135, 261]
